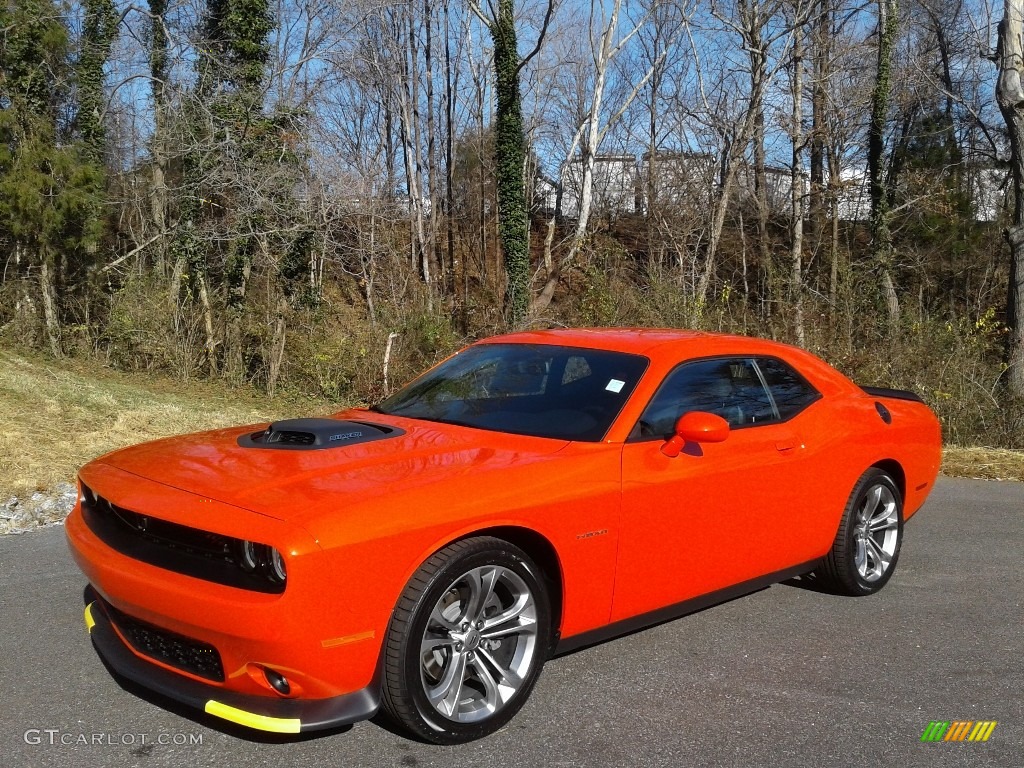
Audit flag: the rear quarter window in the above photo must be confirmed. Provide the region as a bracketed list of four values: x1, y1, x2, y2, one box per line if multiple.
[756, 357, 821, 419]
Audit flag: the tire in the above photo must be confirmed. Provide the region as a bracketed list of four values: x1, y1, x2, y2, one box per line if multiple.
[815, 468, 904, 596]
[381, 537, 552, 744]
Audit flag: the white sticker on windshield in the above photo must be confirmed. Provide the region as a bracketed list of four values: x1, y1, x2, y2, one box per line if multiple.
[605, 379, 625, 393]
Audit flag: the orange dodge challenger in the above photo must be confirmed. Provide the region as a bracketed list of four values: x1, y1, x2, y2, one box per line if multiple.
[66, 329, 941, 743]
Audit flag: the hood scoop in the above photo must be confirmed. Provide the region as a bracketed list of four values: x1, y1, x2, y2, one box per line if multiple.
[237, 418, 403, 451]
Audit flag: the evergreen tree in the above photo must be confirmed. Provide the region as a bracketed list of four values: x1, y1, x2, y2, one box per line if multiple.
[0, 0, 108, 357]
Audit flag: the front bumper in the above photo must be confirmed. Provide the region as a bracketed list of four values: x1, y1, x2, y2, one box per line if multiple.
[85, 601, 380, 734]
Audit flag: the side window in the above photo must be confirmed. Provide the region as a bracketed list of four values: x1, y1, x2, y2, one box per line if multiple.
[634, 358, 776, 439]
[755, 357, 820, 419]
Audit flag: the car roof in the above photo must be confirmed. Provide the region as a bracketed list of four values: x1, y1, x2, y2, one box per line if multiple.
[481, 328, 781, 357]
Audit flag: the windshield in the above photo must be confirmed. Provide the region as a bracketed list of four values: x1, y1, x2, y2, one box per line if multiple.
[374, 344, 649, 441]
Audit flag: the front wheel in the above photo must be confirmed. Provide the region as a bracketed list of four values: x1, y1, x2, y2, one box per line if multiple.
[815, 468, 904, 596]
[381, 537, 552, 744]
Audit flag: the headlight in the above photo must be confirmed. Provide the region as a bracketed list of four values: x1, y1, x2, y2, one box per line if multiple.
[240, 540, 259, 572]
[270, 548, 286, 583]
[236, 540, 287, 586]
[79, 481, 97, 507]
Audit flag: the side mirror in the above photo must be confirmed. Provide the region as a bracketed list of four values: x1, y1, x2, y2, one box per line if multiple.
[661, 411, 730, 457]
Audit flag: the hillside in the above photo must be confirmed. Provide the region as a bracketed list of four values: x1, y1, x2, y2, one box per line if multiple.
[0, 351, 334, 531]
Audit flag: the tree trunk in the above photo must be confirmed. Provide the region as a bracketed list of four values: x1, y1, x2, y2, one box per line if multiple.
[490, 0, 531, 324]
[868, 0, 900, 328]
[751, 20, 772, 318]
[646, 21, 663, 267]
[363, 207, 378, 323]
[384, 92, 396, 198]
[790, 20, 806, 347]
[168, 248, 186, 344]
[829, 149, 842, 313]
[808, 0, 830, 231]
[197, 272, 218, 375]
[149, 0, 169, 250]
[996, 2, 1024, 396]
[39, 255, 62, 358]
[267, 297, 287, 397]
[444, 0, 457, 296]
[423, 0, 442, 287]
[699, 108, 763, 308]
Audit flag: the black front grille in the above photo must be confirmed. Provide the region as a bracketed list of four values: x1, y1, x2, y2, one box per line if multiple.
[80, 488, 284, 594]
[105, 602, 225, 682]
[107, 503, 236, 559]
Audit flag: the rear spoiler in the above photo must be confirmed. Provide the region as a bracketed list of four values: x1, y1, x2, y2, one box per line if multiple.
[860, 385, 924, 403]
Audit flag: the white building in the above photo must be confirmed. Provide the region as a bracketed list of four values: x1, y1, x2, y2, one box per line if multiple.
[969, 167, 1008, 222]
[638, 152, 717, 213]
[560, 155, 639, 218]
[554, 152, 1006, 224]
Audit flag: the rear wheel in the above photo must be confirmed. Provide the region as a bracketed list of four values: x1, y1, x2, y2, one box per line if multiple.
[816, 468, 903, 596]
[381, 537, 551, 743]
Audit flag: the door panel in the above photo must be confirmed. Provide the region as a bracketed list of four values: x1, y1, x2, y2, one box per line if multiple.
[612, 423, 815, 621]
[610, 355, 826, 623]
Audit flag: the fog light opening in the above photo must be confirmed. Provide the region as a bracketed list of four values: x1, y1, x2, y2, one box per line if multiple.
[264, 667, 291, 695]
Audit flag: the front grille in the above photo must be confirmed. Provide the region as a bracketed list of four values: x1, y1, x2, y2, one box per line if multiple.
[80, 488, 285, 594]
[105, 602, 225, 682]
[105, 503, 237, 560]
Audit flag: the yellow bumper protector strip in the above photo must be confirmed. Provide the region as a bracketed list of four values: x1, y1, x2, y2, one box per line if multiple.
[84, 603, 96, 633]
[204, 700, 301, 734]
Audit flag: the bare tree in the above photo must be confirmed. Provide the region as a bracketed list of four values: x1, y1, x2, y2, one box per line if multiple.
[789, 4, 806, 345]
[532, 0, 679, 314]
[996, 0, 1024, 395]
[694, 0, 796, 307]
[868, 0, 901, 327]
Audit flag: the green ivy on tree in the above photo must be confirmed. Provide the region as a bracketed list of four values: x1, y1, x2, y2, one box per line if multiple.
[489, 0, 530, 325]
[78, 0, 118, 163]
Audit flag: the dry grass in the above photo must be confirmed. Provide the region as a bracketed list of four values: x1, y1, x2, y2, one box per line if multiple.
[0, 351, 325, 501]
[941, 446, 1024, 482]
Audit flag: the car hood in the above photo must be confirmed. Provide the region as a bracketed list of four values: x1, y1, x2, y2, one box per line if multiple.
[92, 409, 570, 524]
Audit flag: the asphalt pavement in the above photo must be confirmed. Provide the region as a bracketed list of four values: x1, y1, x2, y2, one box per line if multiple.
[1, 477, 1020, 768]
